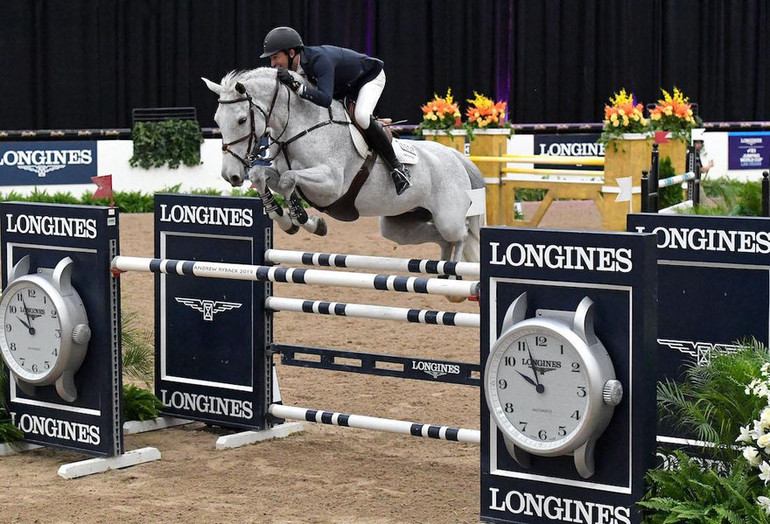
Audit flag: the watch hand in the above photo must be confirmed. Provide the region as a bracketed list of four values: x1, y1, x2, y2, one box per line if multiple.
[21, 297, 34, 325]
[15, 316, 35, 335]
[516, 370, 538, 388]
[525, 342, 545, 394]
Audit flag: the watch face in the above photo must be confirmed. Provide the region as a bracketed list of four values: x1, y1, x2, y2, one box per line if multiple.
[486, 323, 590, 453]
[0, 281, 62, 382]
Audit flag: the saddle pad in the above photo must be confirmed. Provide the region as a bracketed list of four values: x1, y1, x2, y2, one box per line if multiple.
[347, 117, 418, 166]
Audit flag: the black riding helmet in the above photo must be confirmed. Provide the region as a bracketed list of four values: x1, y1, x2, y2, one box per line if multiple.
[260, 27, 304, 58]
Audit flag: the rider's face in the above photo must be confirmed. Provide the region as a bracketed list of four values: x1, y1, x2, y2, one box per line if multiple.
[270, 50, 295, 70]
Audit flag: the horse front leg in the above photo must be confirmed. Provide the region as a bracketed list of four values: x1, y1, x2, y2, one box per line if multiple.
[277, 166, 338, 237]
[247, 165, 299, 235]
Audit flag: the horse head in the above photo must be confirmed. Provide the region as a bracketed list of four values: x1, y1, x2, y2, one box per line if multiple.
[203, 69, 280, 187]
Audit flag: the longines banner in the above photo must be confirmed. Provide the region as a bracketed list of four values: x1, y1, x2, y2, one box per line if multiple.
[727, 131, 769, 170]
[533, 134, 603, 172]
[0, 141, 97, 185]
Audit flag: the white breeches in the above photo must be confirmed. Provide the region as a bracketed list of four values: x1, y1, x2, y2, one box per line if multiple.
[354, 70, 386, 129]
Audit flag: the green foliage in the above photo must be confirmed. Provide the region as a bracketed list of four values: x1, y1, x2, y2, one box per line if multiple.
[515, 188, 547, 201]
[682, 177, 764, 217]
[0, 360, 24, 445]
[121, 312, 154, 387]
[640, 343, 770, 522]
[640, 450, 766, 523]
[656, 156, 685, 210]
[129, 119, 203, 169]
[122, 384, 163, 422]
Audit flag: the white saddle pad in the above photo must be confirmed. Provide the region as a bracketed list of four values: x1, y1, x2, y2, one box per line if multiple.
[348, 117, 418, 166]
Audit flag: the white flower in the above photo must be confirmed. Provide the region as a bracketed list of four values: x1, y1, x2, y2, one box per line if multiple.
[744, 446, 763, 466]
[759, 433, 770, 451]
[759, 461, 770, 484]
[737, 425, 754, 443]
[758, 496, 770, 515]
[761, 408, 770, 429]
[761, 362, 770, 376]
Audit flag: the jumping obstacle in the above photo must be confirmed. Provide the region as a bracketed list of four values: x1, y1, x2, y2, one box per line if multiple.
[112, 256, 479, 298]
[114, 194, 484, 451]
[268, 404, 480, 443]
[641, 143, 700, 213]
[469, 153, 606, 227]
[264, 249, 481, 278]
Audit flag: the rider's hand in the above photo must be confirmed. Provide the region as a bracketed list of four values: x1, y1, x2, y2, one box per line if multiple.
[277, 68, 303, 93]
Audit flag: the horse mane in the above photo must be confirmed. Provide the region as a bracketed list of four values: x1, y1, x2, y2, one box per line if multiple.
[219, 68, 276, 91]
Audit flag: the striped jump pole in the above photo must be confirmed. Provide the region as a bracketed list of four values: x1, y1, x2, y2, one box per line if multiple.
[112, 256, 479, 298]
[268, 404, 480, 444]
[264, 249, 480, 279]
[657, 171, 695, 188]
[266, 296, 480, 328]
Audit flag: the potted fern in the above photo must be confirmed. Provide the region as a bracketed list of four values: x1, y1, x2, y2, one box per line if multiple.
[639, 342, 770, 521]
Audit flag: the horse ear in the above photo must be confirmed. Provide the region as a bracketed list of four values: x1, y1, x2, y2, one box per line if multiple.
[235, 82, 246, 95]
[202, 77, 222, 95]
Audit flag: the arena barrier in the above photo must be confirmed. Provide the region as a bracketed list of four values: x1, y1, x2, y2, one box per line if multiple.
[640, 143, 700, 213]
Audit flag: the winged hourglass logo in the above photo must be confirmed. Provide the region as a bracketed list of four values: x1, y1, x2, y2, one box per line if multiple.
[175, 297, 242, 321]
[657, 339, 742, 366]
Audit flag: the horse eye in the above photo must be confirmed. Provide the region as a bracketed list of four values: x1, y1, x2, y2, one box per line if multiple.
[238, 116, 248, 125]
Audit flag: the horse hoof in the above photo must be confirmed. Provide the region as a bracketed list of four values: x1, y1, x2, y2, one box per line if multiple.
[286, 225, 300, 235]
[314, 218, 328, 236]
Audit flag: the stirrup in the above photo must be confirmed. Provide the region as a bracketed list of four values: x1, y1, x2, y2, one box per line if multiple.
[391, 165, 411, 196]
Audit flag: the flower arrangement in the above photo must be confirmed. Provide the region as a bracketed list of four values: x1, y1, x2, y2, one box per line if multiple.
[465, 91, 510, 130]
[648, 87, 697, 140]
[416, 88, 462, 133]
[600, 88, 648, 142]
[738, 361, 770, 515]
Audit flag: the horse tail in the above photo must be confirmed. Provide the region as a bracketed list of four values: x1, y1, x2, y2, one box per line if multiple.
[453, 151, 485, 263]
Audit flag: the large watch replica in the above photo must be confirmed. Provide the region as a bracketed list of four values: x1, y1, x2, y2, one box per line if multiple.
[485, 292, 623, 478]
[0, 256, 91, 402]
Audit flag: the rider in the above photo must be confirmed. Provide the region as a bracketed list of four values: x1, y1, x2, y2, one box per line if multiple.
[260, 26, 411, 195]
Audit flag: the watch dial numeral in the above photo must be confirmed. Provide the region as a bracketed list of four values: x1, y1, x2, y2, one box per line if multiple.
[534, 335, 547, 347]
[516, 341, 526, 352]
[571, 362, 581, 372]
[538, 429, 547, 440]
[31, 364, 38, 373]
[503, 356, 516, 366]
[8, 305, 16, 314]
[558, 426, 567, 436]
[9, 343, 16, 351]
[498, 378, 508, 389]
[15, 292, 23, 301]
[571, 410, 581, 420]
[560, 344, 564, 355]
[44, 361, 50, 370]
[577, 386, 587, 397]
[504, 402, 514, 413]
[50, 309, 58, 319]
[55, 329, 61, 339]
[5, 324, 11, 332]
[18, 357, 25, 367]
[52, 348, 58, 356]
[27, 289, 36, 298]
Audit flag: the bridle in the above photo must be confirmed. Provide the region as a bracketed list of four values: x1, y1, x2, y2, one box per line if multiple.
[218, 76, 349, 172]
[217, 80, 286, 169]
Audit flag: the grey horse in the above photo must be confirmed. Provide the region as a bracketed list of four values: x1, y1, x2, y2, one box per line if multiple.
[203, 68, 484, 264]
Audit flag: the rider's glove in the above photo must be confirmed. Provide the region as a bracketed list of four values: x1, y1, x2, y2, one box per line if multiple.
[277, 68, 303, 94]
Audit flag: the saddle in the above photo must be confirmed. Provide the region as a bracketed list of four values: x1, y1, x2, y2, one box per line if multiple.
[345, 100, 418, 165]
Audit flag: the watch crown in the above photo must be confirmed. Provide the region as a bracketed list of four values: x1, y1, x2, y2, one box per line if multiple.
[602, 380, 623, 406]
[72, 324, 92, 346]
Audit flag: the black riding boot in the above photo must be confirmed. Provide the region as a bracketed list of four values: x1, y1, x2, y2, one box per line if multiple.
[363, 117, 411, 195]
